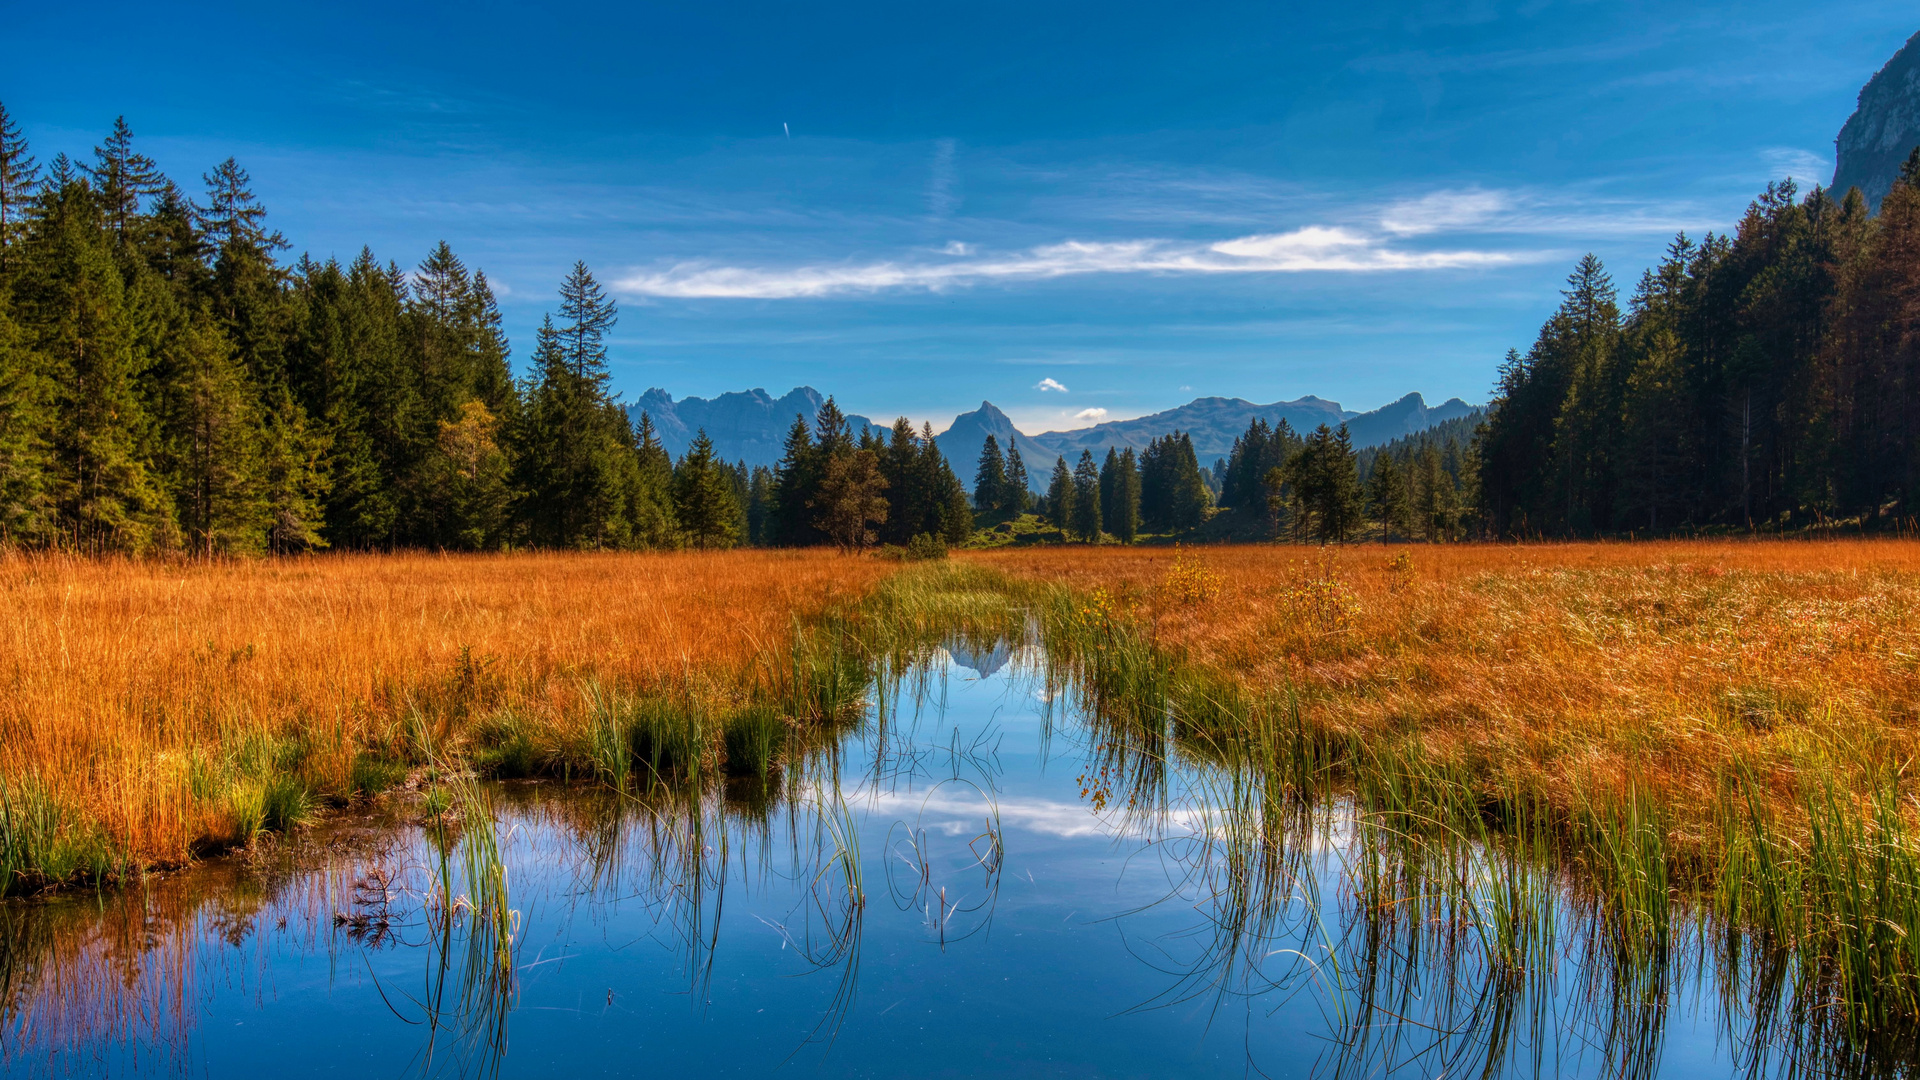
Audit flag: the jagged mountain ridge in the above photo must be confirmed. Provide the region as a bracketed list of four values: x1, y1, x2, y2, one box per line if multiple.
[631, 387, 884, 464]
[1834, 30, 1920, 212]
[630, 387, 1480, 485]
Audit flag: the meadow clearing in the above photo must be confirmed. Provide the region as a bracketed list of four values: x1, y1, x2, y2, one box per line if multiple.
[5, 539, 1920, 1044]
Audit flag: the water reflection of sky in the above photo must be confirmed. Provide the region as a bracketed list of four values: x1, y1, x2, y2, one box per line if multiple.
[0, 649, 1789, 1078]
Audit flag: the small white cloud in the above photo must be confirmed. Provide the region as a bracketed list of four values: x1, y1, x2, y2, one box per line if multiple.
[1212, 225, 1370, 259]
[1036, 377, 1069, 393]
[1379, 189, 1511, 236]
[1179, 385, 1192, 392]
[1074, 407, 1108, 421]
[942, 241, 974, 256]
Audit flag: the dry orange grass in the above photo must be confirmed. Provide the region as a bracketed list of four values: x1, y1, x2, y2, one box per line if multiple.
[969, 540, 1920, 849]
[0, 549, 890, 869]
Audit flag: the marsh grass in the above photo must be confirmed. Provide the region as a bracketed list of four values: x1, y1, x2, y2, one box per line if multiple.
[9, 542, 1920, 1063]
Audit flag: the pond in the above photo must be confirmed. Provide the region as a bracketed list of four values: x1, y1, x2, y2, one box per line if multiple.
[0, 642, 1872, 1077]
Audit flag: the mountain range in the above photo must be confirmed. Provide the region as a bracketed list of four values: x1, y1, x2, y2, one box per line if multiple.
[630, 388, 1480, 490]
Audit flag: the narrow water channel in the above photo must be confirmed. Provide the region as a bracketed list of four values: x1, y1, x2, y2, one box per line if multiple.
[0, 644, 1858, 1077]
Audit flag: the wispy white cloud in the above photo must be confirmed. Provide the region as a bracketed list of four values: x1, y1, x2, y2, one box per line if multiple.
[1035, 377, 1069, 393]
[1379, 188, 1510, 235]
[1074, 407, 1108, 420]
[1761, 147, 1831, 184]
[613, 226, 1520, 299]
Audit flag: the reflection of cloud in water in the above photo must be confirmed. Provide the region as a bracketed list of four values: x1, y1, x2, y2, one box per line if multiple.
[942, 641, 1012, 679]
[855, 786, 1213, 841]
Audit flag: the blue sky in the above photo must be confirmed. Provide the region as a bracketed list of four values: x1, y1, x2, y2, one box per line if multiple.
[5, 2, 1913, 433]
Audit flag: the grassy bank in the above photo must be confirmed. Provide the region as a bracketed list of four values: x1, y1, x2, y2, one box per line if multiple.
[963, 541, 1920, 1054]
[0, 549, 896, 891]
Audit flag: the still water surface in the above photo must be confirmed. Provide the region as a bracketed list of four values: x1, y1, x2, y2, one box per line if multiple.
[0, 645, 1800, 1077]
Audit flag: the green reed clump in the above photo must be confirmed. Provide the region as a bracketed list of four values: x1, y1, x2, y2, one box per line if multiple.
[0, 778, 121, 895]
[723, 704, 785, 780]
[469, 709, 542, 779]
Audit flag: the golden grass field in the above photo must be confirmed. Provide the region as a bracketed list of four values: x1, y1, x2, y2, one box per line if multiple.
[0, 550, 892, 871]
[4, 539, 1917, 880]
[973, 540, 1920, 861]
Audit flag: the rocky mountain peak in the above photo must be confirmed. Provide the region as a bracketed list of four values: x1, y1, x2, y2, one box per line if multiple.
[1834, 30, 1920, 212]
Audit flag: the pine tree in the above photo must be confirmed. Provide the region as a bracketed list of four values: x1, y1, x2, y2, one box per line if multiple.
[17, 174, 176, 551]
[1046, 456, 1074, 533]
[0, 295, 53, 542]
[425, 399, 512, 550]
[745, 465, 774, 545]
[770, 413, 819, 545]
[173, 316, 269, 554]
[1004, 437, 1031, 514]
[974, 433, 1008, 515]
[1366, 451, 1409, 541]
[1071, 450, 1102, 541]
[198, 158, 293, 396]
[632, 410, 678, 548]
[0, 101, 40, 276]
[86, 117, 162, 249]
[1105, 447, 1140, 543]
[810, 447, 887, 552]
[260, 390, 331, 553]
[556, 260, 615, 384]
[673, 429, 741, 549]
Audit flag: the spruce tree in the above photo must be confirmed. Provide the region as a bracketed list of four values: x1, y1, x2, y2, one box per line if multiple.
[17, 174, 176, 551]
[810, 447, 887, 552]
[1107, 448, 1141, 543]
[0, 101, 40, 276]
[0, 295, 53, 542]
[1004, 437, 1031, 514]
[746, 465, 774, 545]
[632, 410, 679, 547]
[673, 429, 741, 549]
[1046, 456, 1074, 534]
[1365, 452, 1409, 541]
[1071, 449, 1102, 542]
[86, 117, 162, 249]
[974, 433, 1008, 515]
[172, 315, 269, 554]
[770, 413, 819, 545]
[260, 390, 332, 553]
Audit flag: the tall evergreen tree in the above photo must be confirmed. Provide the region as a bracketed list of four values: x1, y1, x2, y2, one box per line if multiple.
[1004, 437, 1031, 514]
[1365, 451, 1409, 541]
[810, 447, 887, 552]
[974, 433, 1009, 515]
[17, 173, 175, 551]
[86, 117, 162, 249]
[1046, 456, 1074, 533]
[0, 101, 40, 275]
[673, 429, 741, 549]
[0, 295, 53, 542]
[1071, 449, 1102, 542]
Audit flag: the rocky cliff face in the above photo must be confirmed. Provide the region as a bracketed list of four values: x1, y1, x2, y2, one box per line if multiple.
[1834, 31, 1920, 212]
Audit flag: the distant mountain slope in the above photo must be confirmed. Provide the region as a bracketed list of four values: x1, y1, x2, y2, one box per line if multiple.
[628, 387, 882, 466]
[937, 392, 1479, 492]
[1834, 30, 1920, 212]
[931, 401, 1060, 476]
[628, 385, 1480, 486]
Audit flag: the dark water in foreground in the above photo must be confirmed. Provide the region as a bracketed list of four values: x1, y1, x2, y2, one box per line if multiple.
[0, 647, 1815, 1077]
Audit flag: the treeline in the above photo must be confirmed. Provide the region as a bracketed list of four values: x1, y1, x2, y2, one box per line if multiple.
[0, 106, 975, 554]
[1479, 158, 1920, 535]
[967, 432, 1212, 543]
